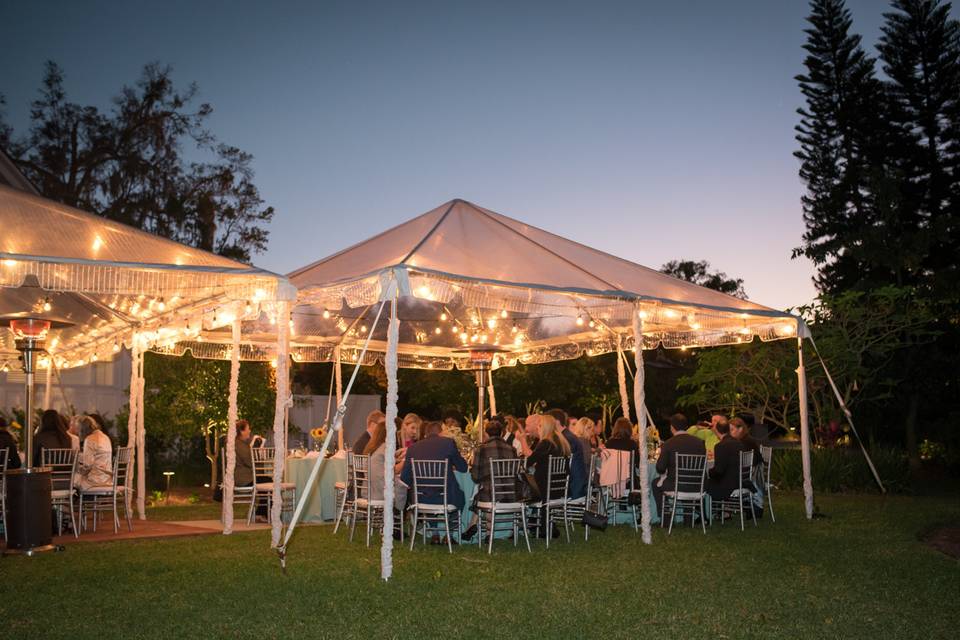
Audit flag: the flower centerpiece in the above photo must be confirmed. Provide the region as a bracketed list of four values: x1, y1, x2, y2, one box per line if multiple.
[309, 425, 328, 450]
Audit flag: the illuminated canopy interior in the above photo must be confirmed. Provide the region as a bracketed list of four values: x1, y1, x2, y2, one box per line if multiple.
[0, 184, 293, 371]
[165, 198, 801, 369]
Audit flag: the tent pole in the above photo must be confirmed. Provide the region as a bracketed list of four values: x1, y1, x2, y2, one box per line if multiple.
[223, 317, 241, 533]
[43, 359, 53, 410]
[381, 291, 399, 581]
[487, 369, 497, 418]
[616, 335, 632, 423]
[136, 344, 146, 519]
[796, 332, 814, 519]
[270, 300, 292, 547]
[334, 346, 343, 451]
[126, 339, 139, 518]
[631, 307, 652, 544]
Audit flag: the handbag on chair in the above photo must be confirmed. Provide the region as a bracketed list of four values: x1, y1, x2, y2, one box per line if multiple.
[515, 471, 541, 503]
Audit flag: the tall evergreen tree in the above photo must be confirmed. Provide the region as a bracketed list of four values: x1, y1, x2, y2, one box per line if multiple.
[879, 0, 960, 302]
[794, 0, 888, 293]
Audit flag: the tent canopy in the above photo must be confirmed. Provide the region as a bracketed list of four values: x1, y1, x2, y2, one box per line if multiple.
[173, 199, 799, 370]
[0, 183, 293, 369]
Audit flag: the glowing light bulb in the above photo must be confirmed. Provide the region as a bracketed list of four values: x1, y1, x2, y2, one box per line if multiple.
[245, 301, 252, 314]
[511, 324, 518, 334]
[113, 343, 121, 353]
[487, 318, 497, 330]
[638, 310, 649, 320]
[576, 314, 584, 326]
[500, 309, 507, 318]
[451, 325, 459, 334]
[157, 298, 166, 312]
[434, 326, 442, 335]
[440, 312, 448, 321]
[588, 320, 595, 328]
[322, 309, 331, 319]
[360, 325, 368, 333]
[42, 298, 52, 312]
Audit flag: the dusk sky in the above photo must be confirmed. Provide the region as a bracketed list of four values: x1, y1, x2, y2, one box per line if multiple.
[1, 1, 897, 310]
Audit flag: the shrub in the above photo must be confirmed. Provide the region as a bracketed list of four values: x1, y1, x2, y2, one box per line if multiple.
[770, 445, 911, 493]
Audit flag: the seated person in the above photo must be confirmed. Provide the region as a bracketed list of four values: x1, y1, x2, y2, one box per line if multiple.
[365, 418, 406, 513]
[397, 413, 421, 449]
[526, 414, 572, 503]
[652, 413, 706, 509]
[400, 420, 468, 511]
[463, 416, 518, 540]
[731, 416, 762, 466]
[514, 414, 541, 457]
[549, 408, 586, 500]
[33, 409, 73, 462]
[706, 417, 745, 501]
[75, 415, 113, 490]
[604, 417, 641, 468]
[688, 418, 720, 453]
[234, 420, 254, 487]
[353, 409, 385, 454]
[0, 417, 22, 470]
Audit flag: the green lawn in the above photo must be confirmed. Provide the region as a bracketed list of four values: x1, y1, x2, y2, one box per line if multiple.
[2, 493, 958, 639]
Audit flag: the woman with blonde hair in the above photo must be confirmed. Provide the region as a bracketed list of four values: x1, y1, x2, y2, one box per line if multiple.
[526, 414, 570, 498]
[75, 414, 113, 490]
[398, 412, 422, 449]
[524, 414, 571, 538]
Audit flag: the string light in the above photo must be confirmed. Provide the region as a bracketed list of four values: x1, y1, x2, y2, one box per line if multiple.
[42, 297, 52, 312]
[434, 327, 442, 335]
[360, 325, 368, 333]
[500, 309, 507, 319]
[157, 297, 166, 312]
[588, 320, 595, 328]
[440, 312, 447, 321]
[576, 314, 584, 326]
[322, 309, 331, 319]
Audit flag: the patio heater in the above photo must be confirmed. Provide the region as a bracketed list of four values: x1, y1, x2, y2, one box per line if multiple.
[455, 346, 509, 443]
[2, 314, 71, 556]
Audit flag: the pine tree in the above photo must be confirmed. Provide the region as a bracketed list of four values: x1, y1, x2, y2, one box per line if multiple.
[794, 0, 887, 293]
[878, 0, 960, 301]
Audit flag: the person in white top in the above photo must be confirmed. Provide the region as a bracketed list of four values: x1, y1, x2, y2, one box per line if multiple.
[75, 415, 113, 490]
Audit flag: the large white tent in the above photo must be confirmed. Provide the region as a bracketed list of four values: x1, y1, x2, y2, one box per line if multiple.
[227, 199, 815, 580]
[0, 181, 295, 523]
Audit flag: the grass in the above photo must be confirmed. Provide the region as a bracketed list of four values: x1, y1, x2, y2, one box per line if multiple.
[2, 493, 958, 639]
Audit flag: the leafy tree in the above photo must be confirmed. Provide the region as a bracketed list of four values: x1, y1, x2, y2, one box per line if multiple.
[141, 353, 276, 490]
[3, 62, 273, 261]
[659, 259, 747, 298]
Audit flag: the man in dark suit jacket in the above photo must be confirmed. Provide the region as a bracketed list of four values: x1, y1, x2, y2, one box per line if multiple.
[352, 409, 385, 454]
[653, 413, 706, 509]
[707, 417, 745, 500]
[548, 408, 587, 500]
[400, 420, 468, 510]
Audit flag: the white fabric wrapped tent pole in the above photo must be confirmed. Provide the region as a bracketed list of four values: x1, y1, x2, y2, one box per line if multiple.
[222, 318, 242, 533]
